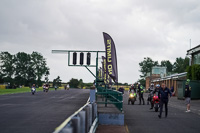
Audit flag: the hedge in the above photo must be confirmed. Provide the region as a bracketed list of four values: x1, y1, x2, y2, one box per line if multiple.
[186, 64, 200, 80]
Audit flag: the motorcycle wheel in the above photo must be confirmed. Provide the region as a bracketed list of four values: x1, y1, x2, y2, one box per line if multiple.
[155, 103, 159, 112]
[131, 101, 135, 105]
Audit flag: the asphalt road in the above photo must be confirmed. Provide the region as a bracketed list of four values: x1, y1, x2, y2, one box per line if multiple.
[0, 89, 89, 133]
[124, 91, 200, 133]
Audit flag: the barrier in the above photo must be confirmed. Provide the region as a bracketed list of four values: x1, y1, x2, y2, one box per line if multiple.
[96, 87, 123, 112]
[53, 98, 98, 133]
[0, 85, 6, 89]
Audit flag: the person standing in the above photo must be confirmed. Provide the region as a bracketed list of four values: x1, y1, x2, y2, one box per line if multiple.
[138, 82, 145, 105]
[118, 86, 124, 94]
[64, 85, 67, 90]
[67, 84, 70, 90]
[158, 83, 172, 118]
[184, 79, 192, 113]
[54, 85, 57, 91]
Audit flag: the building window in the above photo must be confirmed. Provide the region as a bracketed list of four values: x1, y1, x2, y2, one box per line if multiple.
[193, 53, 200, 65]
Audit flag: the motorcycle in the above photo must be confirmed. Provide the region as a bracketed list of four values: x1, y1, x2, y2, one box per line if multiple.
[152, 94, 160, 112]
[128, 91, 136, 105]
[147, 91, 154, 105]
[31, 87, 36, 95]
[45, 86, 49, 92]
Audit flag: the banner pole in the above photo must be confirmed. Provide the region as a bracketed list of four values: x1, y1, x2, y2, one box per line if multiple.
[95, 52, 99, 88]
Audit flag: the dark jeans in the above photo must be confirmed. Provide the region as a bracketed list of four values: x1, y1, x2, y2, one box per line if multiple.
[139, 93, 145, 105]
[159, 99, 168, 117]
[151, 101, 154, 108]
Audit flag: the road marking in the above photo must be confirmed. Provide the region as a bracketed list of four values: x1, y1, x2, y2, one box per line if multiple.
[125, 124, 130, 133]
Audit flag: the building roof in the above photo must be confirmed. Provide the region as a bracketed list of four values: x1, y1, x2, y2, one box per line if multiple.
[152, 72, 187, 82]
[187, 44, 200, 55]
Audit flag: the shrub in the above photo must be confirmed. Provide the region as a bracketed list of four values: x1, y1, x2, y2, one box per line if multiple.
[187, 64, 200, 80]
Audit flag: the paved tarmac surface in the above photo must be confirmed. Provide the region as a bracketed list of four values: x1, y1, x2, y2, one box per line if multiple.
[0, 89, 89, 133]
[124, 91, 200, 133]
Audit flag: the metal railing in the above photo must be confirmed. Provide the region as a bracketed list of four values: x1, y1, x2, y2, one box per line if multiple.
[53, 98, 98, 133]
[96, 87, 123, 112]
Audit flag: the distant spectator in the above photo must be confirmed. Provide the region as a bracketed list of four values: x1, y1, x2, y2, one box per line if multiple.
[171, 86, 174, 93]
[54, 85, 58, 91]
[64, 85, 67, 90]
[67, 84, 70, 90]
[118, 86, 124, 94]
[184, 79, 192, 113]
[171, 86, 175, 96]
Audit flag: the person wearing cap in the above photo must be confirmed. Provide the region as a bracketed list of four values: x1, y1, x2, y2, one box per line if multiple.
[138, 82, 145, 105]
[158, 83, 172, 118]
[184, 79, 192, 113]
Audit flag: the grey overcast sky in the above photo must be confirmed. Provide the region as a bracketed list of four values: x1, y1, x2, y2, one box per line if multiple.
[0, 0, 200, 84]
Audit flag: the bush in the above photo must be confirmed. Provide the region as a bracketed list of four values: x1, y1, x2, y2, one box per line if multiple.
[186, 66, 192, 79]
[187, 64, 200, 80]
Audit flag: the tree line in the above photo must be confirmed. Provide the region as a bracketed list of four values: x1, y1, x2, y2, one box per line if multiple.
[0, 51, 49, 87]
[68, 78, 93, 88]
[138, 57, 190, 86]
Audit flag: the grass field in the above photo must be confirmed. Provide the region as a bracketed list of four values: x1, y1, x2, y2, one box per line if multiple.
[0, 87, 63, 95]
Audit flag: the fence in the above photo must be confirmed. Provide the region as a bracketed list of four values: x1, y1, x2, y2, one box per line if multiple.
[53, 98, 98, 133]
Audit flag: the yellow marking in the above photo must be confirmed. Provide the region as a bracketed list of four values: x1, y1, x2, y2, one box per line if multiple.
[125, 124, 130, 133]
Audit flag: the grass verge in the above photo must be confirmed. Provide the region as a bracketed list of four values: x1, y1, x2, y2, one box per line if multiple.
[0, 87, 63, 95]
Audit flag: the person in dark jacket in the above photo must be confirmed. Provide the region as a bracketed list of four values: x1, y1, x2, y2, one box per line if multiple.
[118, 86, 124, 94]
[138, 82, 145, 105]
[184, 79, 191, 112]
[158, 83, 172, 118]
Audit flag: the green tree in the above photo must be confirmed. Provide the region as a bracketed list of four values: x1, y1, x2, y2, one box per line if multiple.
[173, 57, 189, 73]
[0, 52, 15, 84]
[14, 52, 32, 86]
[79, 79, 84, 88]
[53, 76, 62, 87]
[139, 57, 159, 78]
[0, 51, 50, 87]
[161, 60, 173, 73]
[68, 78, 79, 88]
[31, 52, 49, 85]
[44, 70, 50, 83]
[187, 64, 200, 80]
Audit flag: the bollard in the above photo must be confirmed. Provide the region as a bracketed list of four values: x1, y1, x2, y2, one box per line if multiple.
[83, 105, 90, 133]
[88, 104, 93, 129]
[79, 111, 86, 133]
[61, 126, 73, 133]
[71, 116, 81, 133]
[92, 103, 97, 121]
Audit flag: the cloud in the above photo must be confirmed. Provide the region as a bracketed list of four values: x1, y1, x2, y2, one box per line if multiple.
[0, 0, 200, 84]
